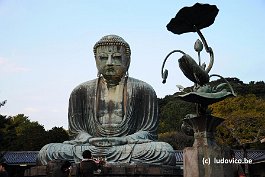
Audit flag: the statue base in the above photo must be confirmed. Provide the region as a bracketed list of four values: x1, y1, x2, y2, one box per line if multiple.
[24, 164, 182, 177]
[183, 145, 237, 177]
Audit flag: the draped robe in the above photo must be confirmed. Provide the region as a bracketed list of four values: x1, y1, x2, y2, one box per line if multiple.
[37, 77, 176, 165]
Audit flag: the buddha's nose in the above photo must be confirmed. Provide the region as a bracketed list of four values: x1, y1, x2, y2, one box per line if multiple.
[106, 54, 114, 65]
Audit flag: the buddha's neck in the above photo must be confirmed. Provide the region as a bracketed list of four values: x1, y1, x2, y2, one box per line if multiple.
[101, 78, 124, 102]
[104, 78, 121, 88]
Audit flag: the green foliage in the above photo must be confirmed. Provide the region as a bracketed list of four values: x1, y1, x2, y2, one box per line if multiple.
[0, 115, 17, 151]
[158, 77, 265, 150]
[0, 114, 69, 151]
[46, 127, 69, 143]
[158, 131, 194, 150]
[158, 94, 196, 133]
[0, 114, 46, 151]
[210, 94, 265, 148]
[15, 123, 47, 151]
[210, 78, 265, 99]
[0, 115, 8, 142]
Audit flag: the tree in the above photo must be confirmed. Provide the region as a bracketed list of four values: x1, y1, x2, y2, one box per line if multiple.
[0, 115, 7, 162]
[0, 115, 8, 144]
[0, 114, 70, 151]
[158, 94, 196, 133]
[210, 94, 265, 148]
[15, 123, 47, 151]
[0, 114, 47, 150]
[0, 115, 17, 151]
[46, 126, 69, 144]
[158, 131, 194, 150]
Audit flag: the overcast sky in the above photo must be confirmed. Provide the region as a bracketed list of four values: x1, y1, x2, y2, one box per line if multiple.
[1, 0, 264, 130]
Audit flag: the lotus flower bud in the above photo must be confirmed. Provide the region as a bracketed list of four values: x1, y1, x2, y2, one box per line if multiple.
[194, 39, 203, 52]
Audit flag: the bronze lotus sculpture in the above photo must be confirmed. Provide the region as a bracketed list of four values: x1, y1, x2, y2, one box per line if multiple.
[162, 3, 235, 108]
[162, 3, 239, 176]
[161, 3, 236, 139]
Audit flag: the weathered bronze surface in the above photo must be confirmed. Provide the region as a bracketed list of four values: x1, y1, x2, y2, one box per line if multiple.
[37, 35, 176, 166]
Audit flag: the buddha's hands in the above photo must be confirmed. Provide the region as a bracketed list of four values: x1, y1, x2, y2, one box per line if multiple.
[127, 139, 152, 144]
[89, 137, 127, 147]
[126, 131, 153, 144]
[63, 132, 92, 145]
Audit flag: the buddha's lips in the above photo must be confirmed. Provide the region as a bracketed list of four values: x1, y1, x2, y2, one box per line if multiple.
[106, 67, 114, 71]
[103, 67, 116, 74]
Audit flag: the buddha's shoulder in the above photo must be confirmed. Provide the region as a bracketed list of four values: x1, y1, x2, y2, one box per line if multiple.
[127, 77, 155, 90]
[71, 79, 98, 92]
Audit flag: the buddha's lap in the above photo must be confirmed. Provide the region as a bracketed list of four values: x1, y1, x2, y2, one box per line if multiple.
[41, 141, 175, 158]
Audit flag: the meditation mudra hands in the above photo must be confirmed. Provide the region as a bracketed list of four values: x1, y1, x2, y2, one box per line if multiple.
[89, 137, 152, 147]
[63, 132, 92, 145]
[63, 131, 152, 147]
[89, 137, 127, 147]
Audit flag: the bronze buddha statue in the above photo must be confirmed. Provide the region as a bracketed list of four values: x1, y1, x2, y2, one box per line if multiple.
[37, 35, 176, 166]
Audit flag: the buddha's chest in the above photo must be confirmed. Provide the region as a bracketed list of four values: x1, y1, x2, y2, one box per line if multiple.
[97, 84, 125, 127]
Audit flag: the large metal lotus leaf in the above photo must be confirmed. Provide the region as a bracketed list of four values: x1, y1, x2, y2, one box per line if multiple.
[178, 90, 235, 106]
[167, 3, 219, 34]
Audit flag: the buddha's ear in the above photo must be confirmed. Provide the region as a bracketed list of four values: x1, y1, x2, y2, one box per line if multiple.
[125, 57, 131, 71]
[97, 71, 101, 77]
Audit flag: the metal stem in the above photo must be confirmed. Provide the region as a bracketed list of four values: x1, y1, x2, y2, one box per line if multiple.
[161, 50, 185, 78]
[194, 25, 214, 73]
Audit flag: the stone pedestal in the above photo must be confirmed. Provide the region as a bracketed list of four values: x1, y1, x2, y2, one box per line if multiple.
[24, 164, 183, 177]
[182, 116, 237, 177]
[183, 145, 224, 177]
[183, 146, 239, 177]
[24, 166, 47, 177]
[183, 116, 223, 177]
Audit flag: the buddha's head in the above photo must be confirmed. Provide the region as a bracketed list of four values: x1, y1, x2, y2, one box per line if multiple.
[94, 35, 131, 85]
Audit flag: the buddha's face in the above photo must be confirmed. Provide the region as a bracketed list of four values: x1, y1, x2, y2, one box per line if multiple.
[95, 45, 130, 85]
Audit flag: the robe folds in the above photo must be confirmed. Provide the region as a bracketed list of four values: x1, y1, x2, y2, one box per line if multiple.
[37, 77, 176, 165]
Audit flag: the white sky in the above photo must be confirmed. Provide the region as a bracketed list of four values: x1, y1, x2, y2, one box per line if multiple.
[0, 0, 265, 130]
